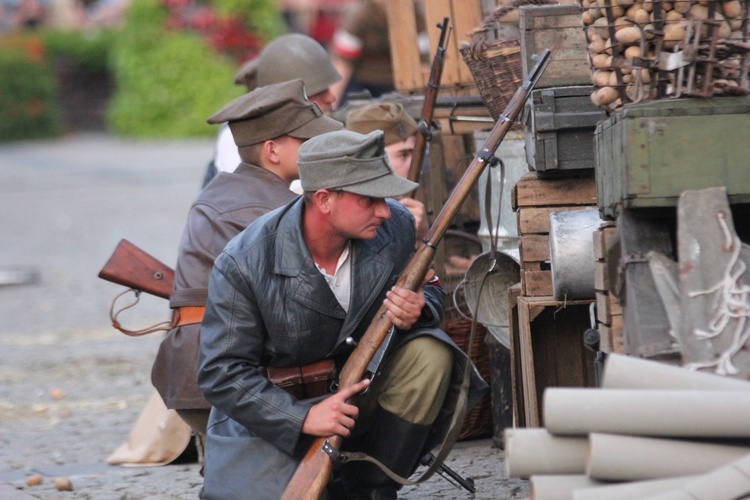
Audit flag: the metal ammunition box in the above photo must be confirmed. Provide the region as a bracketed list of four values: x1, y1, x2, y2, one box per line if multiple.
[595, 97, 750, 220]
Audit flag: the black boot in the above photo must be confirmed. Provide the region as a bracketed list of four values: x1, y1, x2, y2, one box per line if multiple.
[337, 406, 433, 500]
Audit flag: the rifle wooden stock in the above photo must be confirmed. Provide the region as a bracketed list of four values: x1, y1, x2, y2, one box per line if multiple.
[282, 49, 551, 500]
[405, 16, 450, 198]
[98, 239, 174, 299]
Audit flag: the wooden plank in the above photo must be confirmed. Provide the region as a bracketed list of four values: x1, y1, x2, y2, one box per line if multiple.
[447, 0, 483, 86]
[520, 234, 549, 263]
[593, 228, 606, 260]
[598, 322, 612, 353]
[518, 206, 594, 235]
[385, 0, 425, 92]
[513, 172, 597, 208]
[517, 296, 540, 427]
[610, 314, 626, 354]
[507, 283, 525, 428]
[594, 260, 607, 292]
[609, 292, 622, 316]
[424, 0, 458, 86]
[596, 291, 610, 324]
[522, 270, 553, 297]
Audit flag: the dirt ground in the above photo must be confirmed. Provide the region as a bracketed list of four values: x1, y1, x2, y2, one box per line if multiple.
[0, 133, 530, 499]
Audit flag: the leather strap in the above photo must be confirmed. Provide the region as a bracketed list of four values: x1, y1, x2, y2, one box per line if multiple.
[171, 306, 205, 327]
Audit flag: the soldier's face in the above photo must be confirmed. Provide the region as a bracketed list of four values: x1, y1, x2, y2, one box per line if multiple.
[309, 89, 336, 112]
[384, 135, 416, 179]
[328, 191, 391, 240]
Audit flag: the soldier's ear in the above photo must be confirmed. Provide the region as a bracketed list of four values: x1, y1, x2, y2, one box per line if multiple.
[262, 139, 280, 164]
[314, 189, 336, 214]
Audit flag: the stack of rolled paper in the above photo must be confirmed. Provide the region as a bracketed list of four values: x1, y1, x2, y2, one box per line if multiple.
[504, 353, 750, 500]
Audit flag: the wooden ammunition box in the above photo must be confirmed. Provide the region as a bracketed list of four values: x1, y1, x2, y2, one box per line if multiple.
[518, 3, 590, 89]
[523, 86, 607, 174]
[595, 97, 750, 220]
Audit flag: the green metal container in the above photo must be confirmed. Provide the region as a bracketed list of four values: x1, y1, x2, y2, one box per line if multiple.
[595, 97, 750, 220]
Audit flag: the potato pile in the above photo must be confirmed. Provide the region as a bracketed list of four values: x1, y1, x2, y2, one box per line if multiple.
[581, 0, 749, 110]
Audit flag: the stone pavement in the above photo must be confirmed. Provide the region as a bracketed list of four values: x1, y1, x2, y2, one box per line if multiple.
[0, 133, 530, 499]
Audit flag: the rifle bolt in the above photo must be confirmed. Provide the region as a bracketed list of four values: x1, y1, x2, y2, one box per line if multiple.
[345, 337, 358, 346]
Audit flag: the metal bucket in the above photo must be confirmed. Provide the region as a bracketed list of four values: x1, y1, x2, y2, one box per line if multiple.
[549, 208, 602, 300]
[454, 252, 520, 348]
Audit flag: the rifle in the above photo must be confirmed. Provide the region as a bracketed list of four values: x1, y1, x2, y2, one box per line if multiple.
[98, 239, 174, 299]
[405, 16, 451, 199]
[281, 48, 552, 500]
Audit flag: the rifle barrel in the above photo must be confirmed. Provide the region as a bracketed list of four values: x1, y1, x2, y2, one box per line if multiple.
[405, 16, 451, 197]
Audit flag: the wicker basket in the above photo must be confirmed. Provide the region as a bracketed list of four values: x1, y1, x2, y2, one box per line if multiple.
[443, 271, 493, 441]
[460, 0, 557, 121]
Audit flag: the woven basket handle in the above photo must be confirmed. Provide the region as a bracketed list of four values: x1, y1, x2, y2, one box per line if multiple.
[465, 0, 558, 61]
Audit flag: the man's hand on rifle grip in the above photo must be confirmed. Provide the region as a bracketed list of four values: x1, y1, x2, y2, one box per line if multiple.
[383, 269, 436, 330]
[302, 378, 370, 438]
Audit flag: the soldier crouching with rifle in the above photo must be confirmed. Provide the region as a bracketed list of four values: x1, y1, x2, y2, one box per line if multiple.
[198, 129, 488, 499]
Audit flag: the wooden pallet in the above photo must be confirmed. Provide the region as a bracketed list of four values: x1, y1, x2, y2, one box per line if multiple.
[384, 0, 483, 94]
[512, 172, 597, 297]
[593, 222, 625, 354]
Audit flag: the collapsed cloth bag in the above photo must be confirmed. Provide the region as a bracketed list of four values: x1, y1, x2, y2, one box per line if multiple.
[107, 391, 192, 467]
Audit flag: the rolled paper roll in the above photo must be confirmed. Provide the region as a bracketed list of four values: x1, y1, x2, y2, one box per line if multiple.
[572, 475, 698, 500]
[504, 428, 588, 478]
[640, 453, 750, 500]
[544, 388, 750, 438]
[601, 354, 750, 391]
[530, 475, 602, 500]
[587, 433, 750, 481]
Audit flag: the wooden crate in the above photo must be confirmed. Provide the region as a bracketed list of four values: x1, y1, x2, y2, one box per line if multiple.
[518, 3, 590, 89]
[384, 0, 483, 94]
[515, 295, 597, 427]
[523, 85, 607, 174]
[596, 97, 750, 220]
[593, 223, 625, 354]
[512, 172, 597, 297]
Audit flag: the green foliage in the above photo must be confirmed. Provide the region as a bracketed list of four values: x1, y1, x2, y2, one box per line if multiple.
[41, 29, 117, 74]
[108, 0, 243, 138]
[212, 0, 286, 41]
[0, 48, 61, 141]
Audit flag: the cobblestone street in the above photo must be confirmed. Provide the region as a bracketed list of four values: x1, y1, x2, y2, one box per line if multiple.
[0, 133, 530, 499]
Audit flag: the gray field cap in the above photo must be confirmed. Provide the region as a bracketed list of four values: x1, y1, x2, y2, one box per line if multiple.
[346, 102, 418, 146]
[297, 130, 418, 198]
[206, 79, 341, 146]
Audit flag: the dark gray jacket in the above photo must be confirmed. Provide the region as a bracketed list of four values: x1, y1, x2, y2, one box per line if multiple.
[198, 197, 488, 499]
[151, 163, 297, 410]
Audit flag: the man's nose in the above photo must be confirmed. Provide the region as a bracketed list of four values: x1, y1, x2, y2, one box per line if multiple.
[375, 199, 391, 219]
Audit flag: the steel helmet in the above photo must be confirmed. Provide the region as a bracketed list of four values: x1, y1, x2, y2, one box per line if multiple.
[234, 34, 341, 96]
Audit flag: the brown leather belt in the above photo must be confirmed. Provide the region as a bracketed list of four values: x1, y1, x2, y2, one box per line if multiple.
[171, 306, 205, 327]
